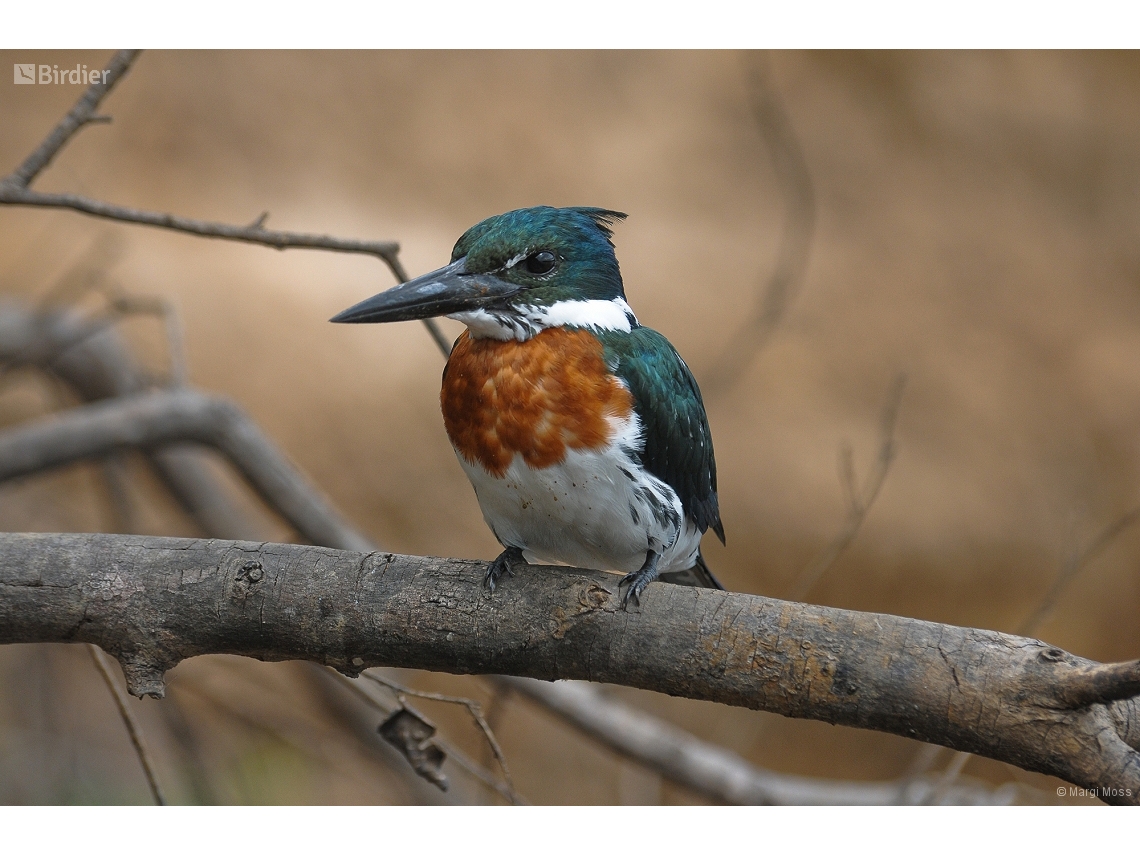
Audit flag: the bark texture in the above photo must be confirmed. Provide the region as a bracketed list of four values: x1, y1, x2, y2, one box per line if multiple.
[2, 533, 1138, 802]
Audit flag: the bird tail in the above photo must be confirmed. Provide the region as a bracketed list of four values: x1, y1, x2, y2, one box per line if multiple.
[658, 550, 726, 591]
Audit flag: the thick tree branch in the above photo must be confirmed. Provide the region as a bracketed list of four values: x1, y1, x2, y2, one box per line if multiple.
[1, 533, 1137, 802]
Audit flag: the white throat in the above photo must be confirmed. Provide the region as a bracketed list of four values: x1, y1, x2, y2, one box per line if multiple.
[449, 297, 637, 341]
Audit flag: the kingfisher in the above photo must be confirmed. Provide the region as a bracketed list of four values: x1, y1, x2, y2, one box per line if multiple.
[331, 206, 724, 607]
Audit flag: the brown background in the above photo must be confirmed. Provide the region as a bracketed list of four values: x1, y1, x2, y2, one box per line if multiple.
[1, 50, 1138, 804]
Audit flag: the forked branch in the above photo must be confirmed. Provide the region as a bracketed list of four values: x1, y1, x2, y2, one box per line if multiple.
[0, 50, 453, 356]
[0, 52, 402, 272]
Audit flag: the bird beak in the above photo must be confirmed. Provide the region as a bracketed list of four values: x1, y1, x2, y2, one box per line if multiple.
[329, 257, 519, 324]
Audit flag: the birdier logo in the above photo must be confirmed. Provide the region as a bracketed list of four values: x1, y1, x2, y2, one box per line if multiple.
[13, 63, 110, 85]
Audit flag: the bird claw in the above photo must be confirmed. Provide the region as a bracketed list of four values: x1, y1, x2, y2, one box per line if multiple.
[619, 551, 661, 610]
[484, 546, 525, 595]
[618, 573, 647, 610]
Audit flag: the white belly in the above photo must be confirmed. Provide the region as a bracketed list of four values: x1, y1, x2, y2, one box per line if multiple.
[455, 441, 702, 576]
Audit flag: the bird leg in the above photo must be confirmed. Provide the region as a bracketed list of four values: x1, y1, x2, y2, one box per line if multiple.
[619, 550, 661, 609]
[485, 546, 526, 595]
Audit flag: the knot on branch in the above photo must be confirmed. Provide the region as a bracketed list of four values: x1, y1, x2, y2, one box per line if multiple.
[119, 656, 169, 699]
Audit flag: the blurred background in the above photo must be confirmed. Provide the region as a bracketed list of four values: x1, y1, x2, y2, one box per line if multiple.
[0, 50, 1138, 804]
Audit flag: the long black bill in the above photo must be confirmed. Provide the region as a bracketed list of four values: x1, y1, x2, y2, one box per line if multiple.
[330, 257, 519, 324]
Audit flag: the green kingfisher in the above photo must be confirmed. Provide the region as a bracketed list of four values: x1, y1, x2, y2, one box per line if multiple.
[331, 206, 724, 607]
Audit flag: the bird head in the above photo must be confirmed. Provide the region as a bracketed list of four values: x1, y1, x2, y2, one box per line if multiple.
[330, 206, 634, 340]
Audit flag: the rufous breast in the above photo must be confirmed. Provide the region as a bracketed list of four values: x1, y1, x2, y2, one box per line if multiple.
[440, 327, 634, 478]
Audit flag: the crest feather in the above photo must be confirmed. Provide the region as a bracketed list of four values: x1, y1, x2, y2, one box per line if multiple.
[569, 208, 628, 240]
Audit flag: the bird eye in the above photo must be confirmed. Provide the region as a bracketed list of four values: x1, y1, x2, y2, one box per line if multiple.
[524, 250, 556, 275]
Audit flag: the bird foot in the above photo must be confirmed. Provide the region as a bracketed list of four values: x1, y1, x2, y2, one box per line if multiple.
[619, 551, 661, 610]
[484, 546, 526, 595]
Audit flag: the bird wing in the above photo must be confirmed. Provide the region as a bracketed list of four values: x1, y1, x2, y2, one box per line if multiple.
[602, 326, 725, 543]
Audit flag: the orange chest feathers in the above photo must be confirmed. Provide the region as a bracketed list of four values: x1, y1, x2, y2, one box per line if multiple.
[440, 328, 635, 478]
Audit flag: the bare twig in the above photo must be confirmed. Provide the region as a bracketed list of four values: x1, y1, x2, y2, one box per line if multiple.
[363, 670, 519, 803]
[329, 669, 523, 804]
[0, 50, 405, 280]
[5, 51, 140, 189]
[0, 187, 404, 269]
[922, 749, 973, 806]
[384, 253, 451, 358]
[706, 53, 816, 392]
[154, 688, 218, 805]
[98, 454, 138, 533]
[103, 293, 189, 387]
[1021, 504, 1140, 636]
[788, 374, 906, 600]
[493, 676, 1016, 805]
[167, 673, 438, 804]
[87, 643, 167, 805]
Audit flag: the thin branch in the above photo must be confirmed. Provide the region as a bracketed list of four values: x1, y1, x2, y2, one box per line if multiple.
[166, 672, 439, 804]
[329, 670, 523, 804]
[0, 186, 404, 270]
[384, 253, 451, 358]
[705, 53, 816, 392]
[87, 643, 167, 805]
[1021, 504, 1140, 636]
[153, 688, 219, 805]
[787, 374, 906, 600]
[4, 534, 1139, 802]
[0, 388, 372, 552]
[493, 676, 1017, 805]
[103, 293, 189, 387]
[6, 51, 141, 189]
[0, 50, 404, 280]
[362, 670, 519, 803]
[922, 749, 973, 806]
[0, 304, 283, 540]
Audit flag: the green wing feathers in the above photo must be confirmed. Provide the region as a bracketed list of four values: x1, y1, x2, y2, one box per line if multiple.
[603, 327, 725, 544]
